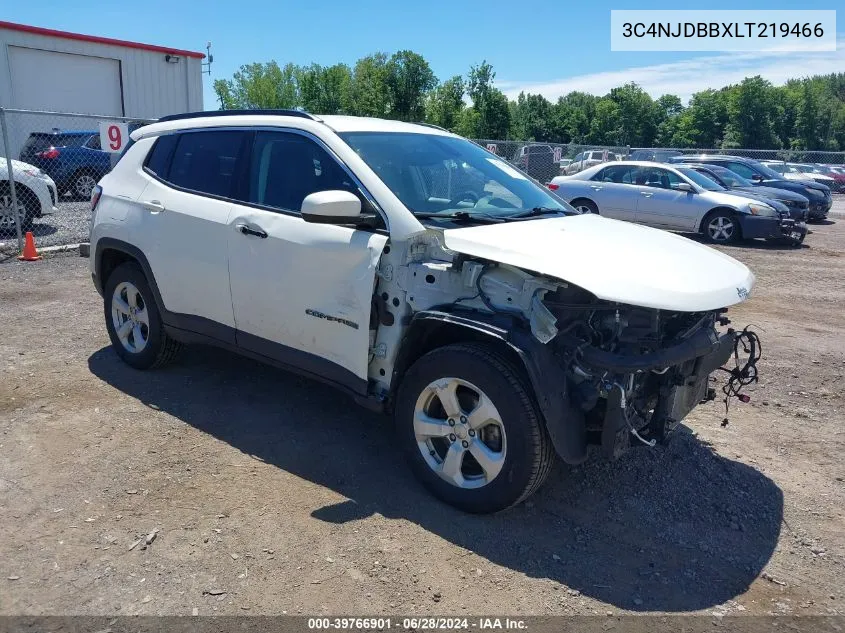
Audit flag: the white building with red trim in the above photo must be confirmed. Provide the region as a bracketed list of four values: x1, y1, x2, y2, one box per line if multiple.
[0, 20, 204, 118]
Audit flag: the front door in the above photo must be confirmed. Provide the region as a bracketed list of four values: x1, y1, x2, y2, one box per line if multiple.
[633, 167, 700, 231]
[226, 130, 387, 389]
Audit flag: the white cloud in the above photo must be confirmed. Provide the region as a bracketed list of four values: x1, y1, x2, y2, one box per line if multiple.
[499, 37, 845, 103]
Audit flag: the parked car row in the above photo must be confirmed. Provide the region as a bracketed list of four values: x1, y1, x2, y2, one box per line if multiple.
[546, 152, 836, 247]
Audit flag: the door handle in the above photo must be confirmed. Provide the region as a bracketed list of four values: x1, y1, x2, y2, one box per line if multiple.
[590, 185, 603, 191]
[141, 200, 165, 212]
[640, 192, 653, 198]
[237, 224, 268, 239]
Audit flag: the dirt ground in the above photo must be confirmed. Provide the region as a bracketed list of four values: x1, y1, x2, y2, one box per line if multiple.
[1, 215, 843, 617]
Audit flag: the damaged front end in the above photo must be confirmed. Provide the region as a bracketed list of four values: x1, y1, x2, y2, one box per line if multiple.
[541, 286, 743, 462]
[384, 231, 760, 466]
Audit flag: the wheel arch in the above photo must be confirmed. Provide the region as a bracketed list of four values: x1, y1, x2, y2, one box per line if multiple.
[391, 309, 588, 465]
[699, 206, 744, 234]
[95, 238, 166, 311]
[569, 196, 596, 209]
[0, 180, 38, 210]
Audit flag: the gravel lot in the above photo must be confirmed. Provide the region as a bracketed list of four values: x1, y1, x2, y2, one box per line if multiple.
[0, 219, 843, 617]
[0, 198, 90, 252]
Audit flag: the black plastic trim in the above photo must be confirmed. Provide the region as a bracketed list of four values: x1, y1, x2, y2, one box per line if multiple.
[157, 109, 321, 123]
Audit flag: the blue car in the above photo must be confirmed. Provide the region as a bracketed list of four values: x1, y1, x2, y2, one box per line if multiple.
[19, 130, 111, 199]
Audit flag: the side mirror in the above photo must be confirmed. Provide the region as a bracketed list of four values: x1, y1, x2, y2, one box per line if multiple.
[301, 190, 363, 224]
[676, 182, 694, 193]
[751, 173, 764, 182]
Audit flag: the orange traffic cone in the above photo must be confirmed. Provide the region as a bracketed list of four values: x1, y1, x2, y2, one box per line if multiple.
[18, 232, 42, 261]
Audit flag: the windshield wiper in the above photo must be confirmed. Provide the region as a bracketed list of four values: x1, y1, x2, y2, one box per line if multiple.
[505, 206, 564, 219]
[414, 211, 505, 224]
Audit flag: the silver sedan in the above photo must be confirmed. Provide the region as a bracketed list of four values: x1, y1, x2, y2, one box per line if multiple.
[548, 161, 801, 244]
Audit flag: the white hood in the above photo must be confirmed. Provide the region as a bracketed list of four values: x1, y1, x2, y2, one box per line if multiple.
[442, 214, 755, 312]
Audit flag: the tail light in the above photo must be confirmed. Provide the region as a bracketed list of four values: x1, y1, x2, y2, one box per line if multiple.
[547, 183, 559, 190]
[37, 147, 60, 159]
[91, 185, 103, 212]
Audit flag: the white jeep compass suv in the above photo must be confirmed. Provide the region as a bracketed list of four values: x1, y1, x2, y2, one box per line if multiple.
[89, 110, 757, 513]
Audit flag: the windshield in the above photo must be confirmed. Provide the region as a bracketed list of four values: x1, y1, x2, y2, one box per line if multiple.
[339, 132, 572, 219]
[709, 166, 751, 187]
[677, 167, 725, 191]
[755, 162, 786, 179]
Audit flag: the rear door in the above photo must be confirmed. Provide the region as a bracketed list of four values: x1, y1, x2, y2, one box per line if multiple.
[226, 130, 386, 388]
[585, 164, 638, 222]
[134, 129, 249, 340]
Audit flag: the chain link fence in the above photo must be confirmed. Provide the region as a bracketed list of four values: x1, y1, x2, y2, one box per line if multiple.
[0, 108, 153, 254]
[474, 140, 631, 185]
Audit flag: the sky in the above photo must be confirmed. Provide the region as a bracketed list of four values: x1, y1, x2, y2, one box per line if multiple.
[4, 0, 843, 109]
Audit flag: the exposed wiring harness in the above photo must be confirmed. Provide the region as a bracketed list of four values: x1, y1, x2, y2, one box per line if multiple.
[717, 326, 762, 426]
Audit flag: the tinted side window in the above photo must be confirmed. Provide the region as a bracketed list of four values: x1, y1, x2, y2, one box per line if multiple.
[85, 135, 102, 150]
[144, 135, 179, 178]
[726, 162, 756, 179]
[167, 131, 249, 198]
[593, 165, 633, 183]
[55, 134, 87, 148]
[247, 132, 357, 213]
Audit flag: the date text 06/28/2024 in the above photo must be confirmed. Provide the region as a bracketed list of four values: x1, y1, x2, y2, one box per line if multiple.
[307, 617, 528, 630]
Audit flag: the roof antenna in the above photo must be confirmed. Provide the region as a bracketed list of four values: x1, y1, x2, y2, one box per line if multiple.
[201, 42, 214, 75]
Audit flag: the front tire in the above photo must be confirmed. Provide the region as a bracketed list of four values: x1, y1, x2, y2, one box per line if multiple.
[395, 343, 555, 513]
[103, 262, 182, 370]
[702, 210, 740, 243]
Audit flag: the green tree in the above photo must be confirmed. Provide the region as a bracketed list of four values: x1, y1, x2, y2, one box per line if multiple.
[794, 81, 820, 149]
[298, 63, 352, 114]
[213, 61, 299, 109]
[654, 94, 683, 146]
[465, 61, 510, 138]
[725, 76, 779, 148]
[607, 83, 657, 146]
[588, 98, 622, 145]
[349, 53, 390, 117]
[510, 92, 553, 141]
[385, 50, 437, 121]
[426, 75, 465, 130]
[679, 89, 729, 147]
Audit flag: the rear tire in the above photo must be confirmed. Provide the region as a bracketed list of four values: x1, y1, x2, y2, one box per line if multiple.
[103, 262, 182, 370]
[0, 182, 36, 236]
[395, 343, 555, 513]
[702, 210, 740, 243]
[71, 170, 99, 201]
[571, 198, 598, 215]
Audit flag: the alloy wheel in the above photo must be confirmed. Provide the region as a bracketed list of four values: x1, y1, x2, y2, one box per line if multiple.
[75, 174, 97, 198]
[0, 195, 25, 231]
[413, 378, 507, 489]
[707, 216, 735, 241]
[111, 281, 150, 353]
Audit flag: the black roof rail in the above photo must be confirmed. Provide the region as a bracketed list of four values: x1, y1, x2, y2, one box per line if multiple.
[414, 122, 449, 132]
[157, 109, 322, 123]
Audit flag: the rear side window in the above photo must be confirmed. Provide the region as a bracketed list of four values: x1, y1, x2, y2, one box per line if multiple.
[166, 131, 250, 198]
[144, 135, 178, 178]
[593, 165, 634, 183]
[85, 135, 102, 150]
[21, 135, 53, 157]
